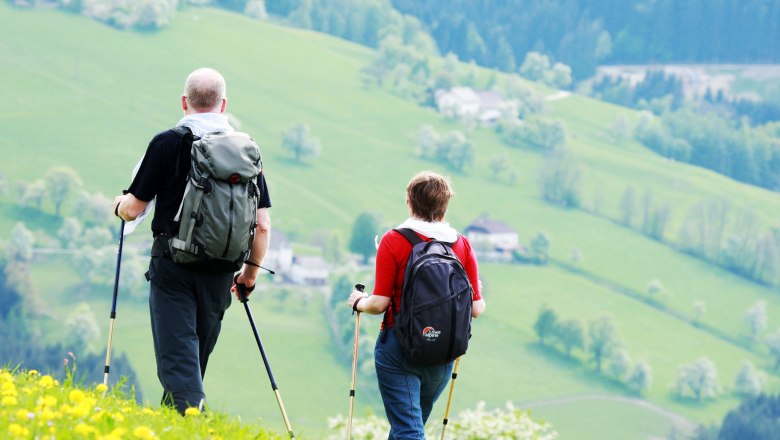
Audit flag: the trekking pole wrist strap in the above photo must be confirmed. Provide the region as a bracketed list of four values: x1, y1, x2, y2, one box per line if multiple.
[353, 296, 365, 314]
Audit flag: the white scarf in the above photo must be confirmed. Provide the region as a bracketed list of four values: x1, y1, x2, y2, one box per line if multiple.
[396, 217, 459, 242]
[176, 112, 233, 137]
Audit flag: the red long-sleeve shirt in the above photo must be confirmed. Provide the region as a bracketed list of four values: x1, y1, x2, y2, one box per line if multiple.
[373, 229, 482, 329]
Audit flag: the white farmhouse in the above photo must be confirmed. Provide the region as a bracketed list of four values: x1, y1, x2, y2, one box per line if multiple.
[464, 217, 520, 262]
[434, 87, 509, 124]
[289, 255, 330, 287]
[263, 231, 294, 275]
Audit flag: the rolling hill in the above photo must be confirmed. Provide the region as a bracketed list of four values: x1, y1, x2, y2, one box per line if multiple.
[2, 3, 780, 439]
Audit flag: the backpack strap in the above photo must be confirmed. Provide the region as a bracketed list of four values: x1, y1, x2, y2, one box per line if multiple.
[170, 126, 196, 179]
[394, 228, 426, 245]
[380, 228, 425, 342]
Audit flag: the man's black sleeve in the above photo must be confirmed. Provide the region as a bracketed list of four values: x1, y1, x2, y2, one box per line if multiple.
[127, 133, 169, 202]
[257, 172, 272, 209]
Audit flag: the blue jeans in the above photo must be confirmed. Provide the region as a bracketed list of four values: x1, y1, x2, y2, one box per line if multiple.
[374, 330, 454, 440]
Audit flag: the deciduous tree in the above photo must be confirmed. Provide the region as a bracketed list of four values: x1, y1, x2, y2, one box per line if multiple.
[556, 318, 586, 356]
[282, 123, 321, 162]
[734, 360, 764, 396]
[533, 304, 557, 345]
[675, 357, 719, 401]
[627, 360, 652, 395]
[744, 300, 768, 341]
[765, 328, 780, 370]
[6, 223, 34, 263]
[349, 212, 380, 264]
[540, 147, 582, 208]
[588, 315, 620, 373]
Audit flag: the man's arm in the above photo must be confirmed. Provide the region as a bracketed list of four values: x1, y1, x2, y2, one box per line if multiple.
[232, 208, 270, 296]
[112, 193, 150, 222]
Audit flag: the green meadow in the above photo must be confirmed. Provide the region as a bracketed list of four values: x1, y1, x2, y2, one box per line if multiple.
[3, 3, 780, 438]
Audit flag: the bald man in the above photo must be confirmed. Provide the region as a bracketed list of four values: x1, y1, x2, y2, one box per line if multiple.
[112, 68, 272, 414]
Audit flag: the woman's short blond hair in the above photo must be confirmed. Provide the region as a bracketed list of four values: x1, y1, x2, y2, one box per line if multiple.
[406, 171, 454, 222]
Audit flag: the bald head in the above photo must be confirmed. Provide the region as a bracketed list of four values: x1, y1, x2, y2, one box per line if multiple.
[182, 68, 227, 113]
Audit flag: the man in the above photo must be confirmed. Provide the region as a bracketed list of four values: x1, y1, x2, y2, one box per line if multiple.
[113, 67, 271, 414]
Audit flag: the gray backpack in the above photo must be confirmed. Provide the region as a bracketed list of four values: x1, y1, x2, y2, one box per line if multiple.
[169, 127, 262, 271]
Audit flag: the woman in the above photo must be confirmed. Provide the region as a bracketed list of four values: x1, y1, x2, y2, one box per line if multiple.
[348, 171, 486, 439]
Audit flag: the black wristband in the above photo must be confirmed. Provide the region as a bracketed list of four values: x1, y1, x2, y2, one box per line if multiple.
[353, 296, 365, 313]
[244, 260, 261, 268]
[114, 203, 120, 218]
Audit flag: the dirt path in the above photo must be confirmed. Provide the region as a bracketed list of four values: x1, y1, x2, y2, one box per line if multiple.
[523, 393, 698, 433]
[545, 91, 572, 101]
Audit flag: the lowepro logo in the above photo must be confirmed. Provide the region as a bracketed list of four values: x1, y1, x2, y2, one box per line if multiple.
[422, 326, 441, 341]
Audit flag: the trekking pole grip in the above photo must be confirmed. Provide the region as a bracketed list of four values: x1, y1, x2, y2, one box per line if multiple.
[352, 284, 366, 315]
[234, 274, 255, 303]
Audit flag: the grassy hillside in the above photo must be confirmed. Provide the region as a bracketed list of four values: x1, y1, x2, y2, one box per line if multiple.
[0, 368, 280, 439]
[2, 3, 780, 439]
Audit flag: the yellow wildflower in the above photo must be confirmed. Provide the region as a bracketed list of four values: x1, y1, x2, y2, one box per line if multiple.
[2, 395, 18, 406]
[79, 397, 97, 414]
[1, 381, 17, 395]
[141, 407, 156, 416]
[133, 425, 158, 440]
[99, 427, 127, 440]
[39, 375, 55, 388]
[40, 408, 56, 421]
[14, 409, 31, 420]
[69, 389, 86, 403]
[39, 395, 57, 408]
[184, 407, 201, 417]
[8, 423, 30, 438]
[69, 404, 89, 418]
[96, 383, 108, 394]
[75, 423, 97, 436]
[112, 411, 125, 423]
[28, 370, 39, 376]
[90, 410, 107, 422]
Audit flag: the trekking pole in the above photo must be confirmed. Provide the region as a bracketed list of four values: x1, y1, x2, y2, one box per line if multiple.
[234, 276, 295, 439]
[440, 357, 461, 440]
[102, 220, 125, 392]
[347, 283, 365, 440]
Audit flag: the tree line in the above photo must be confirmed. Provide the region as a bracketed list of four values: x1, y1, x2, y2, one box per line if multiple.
[534, 305, 772, 406]
[391, 0, 780, 79]
[19, 0, 780, 86]
[0, 231, 140, 393]
[591, 70, 780, 127]
[534, 305, 652, 395]
[693, 394, 780, 440]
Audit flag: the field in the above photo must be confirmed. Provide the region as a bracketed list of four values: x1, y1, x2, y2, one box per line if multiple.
[3, 3, 780, 439]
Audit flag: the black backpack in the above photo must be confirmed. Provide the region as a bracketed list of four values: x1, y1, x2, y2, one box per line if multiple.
[386, 228, 474, 366]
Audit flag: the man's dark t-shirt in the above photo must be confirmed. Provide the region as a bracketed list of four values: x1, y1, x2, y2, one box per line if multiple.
[128, 128, 271, 236]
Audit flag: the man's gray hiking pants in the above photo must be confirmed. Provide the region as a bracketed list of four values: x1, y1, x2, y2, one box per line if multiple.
[147, 246, 233, 415]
